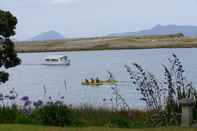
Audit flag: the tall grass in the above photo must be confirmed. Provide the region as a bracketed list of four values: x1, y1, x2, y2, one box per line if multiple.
[0, 103, 148, 128]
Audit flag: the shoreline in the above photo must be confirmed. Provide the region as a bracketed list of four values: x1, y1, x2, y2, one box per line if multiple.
[16, 46, 197, 53]
[15, 36, 197, 53]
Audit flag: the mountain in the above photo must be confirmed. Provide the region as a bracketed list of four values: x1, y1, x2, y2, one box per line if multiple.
[110, 25, 197, 37]
[29, 31, 65, 41]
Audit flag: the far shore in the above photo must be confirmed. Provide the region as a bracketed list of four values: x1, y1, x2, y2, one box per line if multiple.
[15, 35, 197, 53]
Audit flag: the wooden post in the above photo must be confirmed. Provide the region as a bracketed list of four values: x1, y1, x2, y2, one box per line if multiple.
[179, 98, 194, 127]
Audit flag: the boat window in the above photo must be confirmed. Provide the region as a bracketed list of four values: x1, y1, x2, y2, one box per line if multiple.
[60, 56, 67, 61]
[51, 59, 58, 62]
[45, 58, 58, 62]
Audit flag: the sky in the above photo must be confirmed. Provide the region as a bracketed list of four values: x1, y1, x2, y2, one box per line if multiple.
[1, 0, 197, 40]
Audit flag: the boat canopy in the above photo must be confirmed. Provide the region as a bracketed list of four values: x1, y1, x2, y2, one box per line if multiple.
[45, 55, 67, 60]
[45, 55, 68, 62]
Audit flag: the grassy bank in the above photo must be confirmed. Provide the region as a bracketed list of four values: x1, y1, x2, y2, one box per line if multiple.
[0, 124, 196, 131]
[0, 105, 149, 128]
[15, 35, 197, 53]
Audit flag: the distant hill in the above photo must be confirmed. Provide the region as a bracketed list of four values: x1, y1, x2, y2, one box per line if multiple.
[29, 31, 65, 41]
[110, 25, 197, 37]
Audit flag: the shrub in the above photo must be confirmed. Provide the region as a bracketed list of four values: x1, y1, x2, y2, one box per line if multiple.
[0, 106, 18, 123]
[73, 106, 116, 126]
[110, 115, 131, 128]
[125, 54, 197, 126]
[33, 103, 74, 127]
[16, 114, 35, 124]
[125, 63, 163, 111]
[71, 118, 88, 127]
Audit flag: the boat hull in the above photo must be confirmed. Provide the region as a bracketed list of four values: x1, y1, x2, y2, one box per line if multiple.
[42, 60, 70, 66]
[81, 80, 118, 86]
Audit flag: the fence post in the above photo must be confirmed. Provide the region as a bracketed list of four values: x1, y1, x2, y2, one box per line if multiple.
[179, 98, 194, 127]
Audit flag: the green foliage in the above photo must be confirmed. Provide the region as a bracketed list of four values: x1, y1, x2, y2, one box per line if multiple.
[70, 118, 88, 127]
[0, 104, 148, 128]
[126, 54, 197, 126]
[73, 106, 147, 128]
[33, 103, 74, 127]
[125, 64, 163, 111]
[0, 72, 9, 83]
[16, 114, 36, 125]
[0, 106, 18, 123]
[192, 101, 197, 122]
[73, 106, 117, 126]
[162, 54, 197, 124]
[0, 10, 17, 38]
[110, 116, 132, 128]
[145, 111, 180, 127]
[0, 9, 21, 84]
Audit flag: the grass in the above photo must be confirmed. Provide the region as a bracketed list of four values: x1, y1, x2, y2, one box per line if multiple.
[0, 104, 148, 128]
[0, 124, 196, 131]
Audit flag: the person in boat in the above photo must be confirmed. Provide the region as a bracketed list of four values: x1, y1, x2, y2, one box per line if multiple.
[107, 71, 114, 82]
[96, 77, 100, 83]
[90, 78, 95, 84]
[84, 78, 89, 84]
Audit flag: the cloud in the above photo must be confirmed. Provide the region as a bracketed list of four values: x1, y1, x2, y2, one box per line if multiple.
[50, 0, 81, 4]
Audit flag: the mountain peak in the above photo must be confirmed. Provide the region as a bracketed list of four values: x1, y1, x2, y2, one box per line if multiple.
[47, 30, 59, 34]
[29, 31, 65, 41]
[109, 25, 197, 37]
[154, 24, 162, 28]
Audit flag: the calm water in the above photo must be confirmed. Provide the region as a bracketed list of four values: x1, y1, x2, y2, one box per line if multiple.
[1, 48, 197, 108]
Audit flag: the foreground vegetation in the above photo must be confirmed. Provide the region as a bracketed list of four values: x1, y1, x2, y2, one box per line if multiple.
[15, 33, 197, 52]
[0, 54, 195, 129]
[0, 104, 149, 128]
[0, 124, 197, 131]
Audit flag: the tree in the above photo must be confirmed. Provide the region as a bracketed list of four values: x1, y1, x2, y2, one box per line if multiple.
[0, 10, 21, 84]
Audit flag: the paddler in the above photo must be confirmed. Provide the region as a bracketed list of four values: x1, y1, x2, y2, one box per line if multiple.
[90, 78, 95, 83]
[96, 77, 100, 83]
[85, 78, 89, 84]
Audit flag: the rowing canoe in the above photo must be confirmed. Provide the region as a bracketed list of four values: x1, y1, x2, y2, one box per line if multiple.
[81, 80, 118, 86]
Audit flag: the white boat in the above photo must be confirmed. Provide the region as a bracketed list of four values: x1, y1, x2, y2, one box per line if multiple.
[42, 55, 70, 65]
